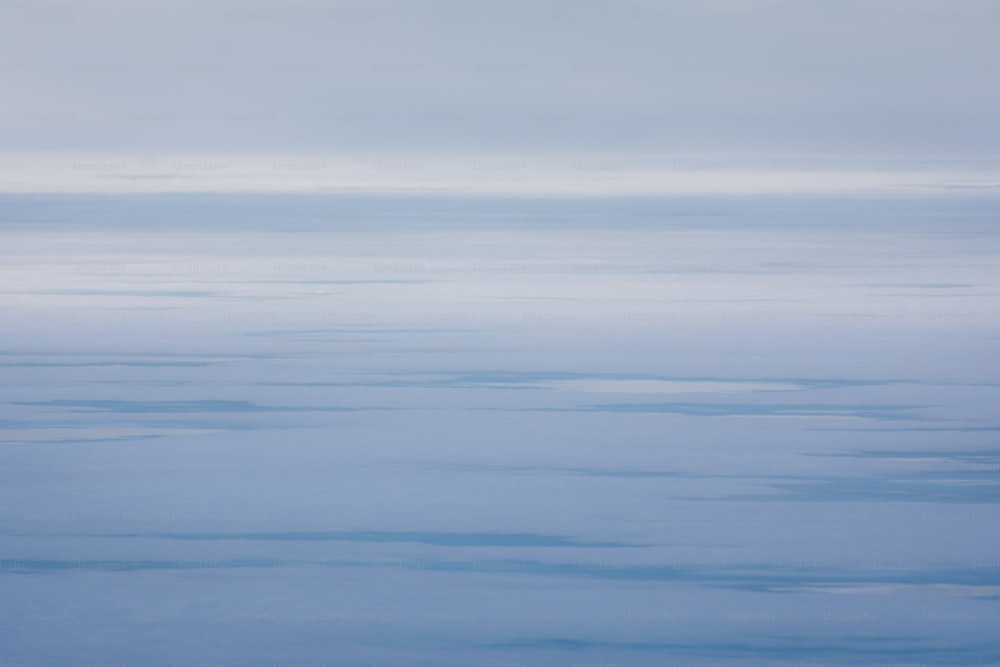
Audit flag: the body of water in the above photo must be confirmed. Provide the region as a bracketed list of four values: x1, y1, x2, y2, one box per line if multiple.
[2, 193, 999, 666]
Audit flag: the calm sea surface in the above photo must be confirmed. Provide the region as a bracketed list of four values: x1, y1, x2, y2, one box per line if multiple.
[2, 193, 999, 665]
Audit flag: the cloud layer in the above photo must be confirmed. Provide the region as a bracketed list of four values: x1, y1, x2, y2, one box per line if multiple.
[2, 0, 999, 192]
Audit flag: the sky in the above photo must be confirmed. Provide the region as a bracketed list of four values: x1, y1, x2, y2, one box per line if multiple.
[2, 0, 999, 194]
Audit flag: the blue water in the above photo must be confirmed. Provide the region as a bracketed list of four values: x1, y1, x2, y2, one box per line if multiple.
[1, 194, 999, 666]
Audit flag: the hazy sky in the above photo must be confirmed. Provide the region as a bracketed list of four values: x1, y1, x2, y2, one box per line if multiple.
[2, 0, 999, 192]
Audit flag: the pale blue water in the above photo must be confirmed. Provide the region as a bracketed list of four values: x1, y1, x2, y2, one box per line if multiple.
[1, 194, 999, 666]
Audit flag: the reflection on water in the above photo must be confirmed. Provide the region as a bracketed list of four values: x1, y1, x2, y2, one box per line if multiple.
[1, 194, 999, 665]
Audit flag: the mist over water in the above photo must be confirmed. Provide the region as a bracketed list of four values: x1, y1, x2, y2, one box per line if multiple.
[2, 193, 999, 666]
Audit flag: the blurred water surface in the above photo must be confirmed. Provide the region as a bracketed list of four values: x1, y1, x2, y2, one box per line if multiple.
[1, 193, 999, 666]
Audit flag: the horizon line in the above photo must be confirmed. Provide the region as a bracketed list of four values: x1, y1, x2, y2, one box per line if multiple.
[2, 153, 999, 197]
